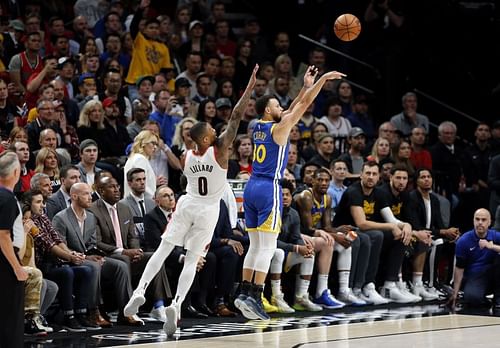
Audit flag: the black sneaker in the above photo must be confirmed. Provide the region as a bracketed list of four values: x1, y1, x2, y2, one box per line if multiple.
[77, 314, 101, 331]
[63, 316, 87, 332]
[25, 317, 48, 336]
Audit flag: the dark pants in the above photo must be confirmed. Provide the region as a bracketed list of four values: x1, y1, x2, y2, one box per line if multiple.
[0, 256, 24, 348]
[45, 264, 93, 313]
[212, 246, 241, 298]
[463, 255, 500, 305]
[377, 230, 406, 283]
[350, 230, 384, 287]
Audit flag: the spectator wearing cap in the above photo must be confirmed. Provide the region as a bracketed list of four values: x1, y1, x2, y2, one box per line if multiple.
[101, 97, 132, 160]
[390, 92, 430, 138]
[75, 73, 99, 111]
[135, 75, 155, 102]
[24, 55, 58, 109]
[176, 51, 203, 99]
[55, 57, 76, 99]
[347, 95, 376, 142]
[215, 97, 232, 124]
[178, 20, 205, 63]
[125, 1, 173, 102]
[77, 139, 103, 187]
[338, 127, 367, 179]
[150, 90, 180, 147]
[3, 19, 25, 64]
[8, 31, 43, 95]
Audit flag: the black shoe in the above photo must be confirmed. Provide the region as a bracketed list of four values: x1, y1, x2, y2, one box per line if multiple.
[25, 317, 48, 337]
[182, 305, 208, 319]
[63, 316, 87, 332]
[76, 314, 101, 331]
[197, 304, 217, 317]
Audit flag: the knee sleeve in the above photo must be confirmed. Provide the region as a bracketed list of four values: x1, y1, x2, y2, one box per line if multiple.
[300, 256, 315, 276]
[270, 248, 285, 274]
[253, 247, 276, 273]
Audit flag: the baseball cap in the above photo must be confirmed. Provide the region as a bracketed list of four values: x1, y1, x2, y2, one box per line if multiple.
[80, 139, 98, 151]
[9, 19, 25, 32]
[57, 56, 75, 69]
[188, 20, 203, 31]
[349, 127, 365, 138]
[78, 72, 95, 86]
[102, 97, 116, 108]
[175, 77, 192, 89]
[215, 98, 232, 109]
[136, 75, 155, 88]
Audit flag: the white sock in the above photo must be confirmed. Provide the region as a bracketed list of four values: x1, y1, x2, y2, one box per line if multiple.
[296, 277, 310, 298]
[413, 273, 423, 286]
[398, 273, 403, 283]
[384, 281, 396, 288]
[338, 271, 350, 293]
[316, 274, 329, 298]
[270, 279, 281, 297]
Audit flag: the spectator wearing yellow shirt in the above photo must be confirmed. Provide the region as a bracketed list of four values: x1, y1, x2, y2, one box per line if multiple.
[126, 0, 173, 102]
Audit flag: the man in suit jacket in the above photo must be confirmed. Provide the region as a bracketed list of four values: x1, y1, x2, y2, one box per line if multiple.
[46, 165, 81, 220]
[52, 182, 141, 326]
[89, 176, 171, 322]
[406, 168, 460, 294]
[120, 168, 155, 247]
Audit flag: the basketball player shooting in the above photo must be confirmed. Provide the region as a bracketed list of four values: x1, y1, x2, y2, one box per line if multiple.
[235, 66, 346, 320]
[124, 64, 259, 336]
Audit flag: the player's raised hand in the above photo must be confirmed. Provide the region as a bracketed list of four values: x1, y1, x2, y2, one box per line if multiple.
[323, 70, 347, 81]
[303, 65, 319, 88]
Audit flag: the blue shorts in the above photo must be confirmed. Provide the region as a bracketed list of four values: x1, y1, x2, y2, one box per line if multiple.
[243, 177, 282, 233]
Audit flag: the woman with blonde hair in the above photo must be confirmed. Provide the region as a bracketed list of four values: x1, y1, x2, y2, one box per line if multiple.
[269, 54, 301, 99]
[169, 117, 198, 192]
[367, 137, 392, 163]
[123, 130, 160, 197]
[76, 99, 106, 151]
[228, 134, 252, 179]
[35, 147, 61, 192]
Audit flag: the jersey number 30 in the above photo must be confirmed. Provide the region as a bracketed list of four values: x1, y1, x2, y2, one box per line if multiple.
[253, 144, 267, 164]
[198, 177, 208, 196]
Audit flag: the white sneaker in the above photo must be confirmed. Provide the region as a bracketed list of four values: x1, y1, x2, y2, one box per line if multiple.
[293, 294, 323, 312]
[271, 293, 295, 313]
[337, 289, 367, 306]
[363, 283, 391, 305]
[124, 290, 146, 317]
[412, 282, 439, 301]
[380, 283, 417, 304]
[353, 288, 373, 305]
[396, 281, 422, 302]
[164, 305, 178, 337]
[150, 306, 167, 322]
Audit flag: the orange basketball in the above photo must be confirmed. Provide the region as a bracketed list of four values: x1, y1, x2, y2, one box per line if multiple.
[334, 14, 361, 42]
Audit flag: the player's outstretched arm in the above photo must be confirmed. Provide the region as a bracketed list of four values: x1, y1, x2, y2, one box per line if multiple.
[273, 67, 346, 145]
[218, 64, 259, 149]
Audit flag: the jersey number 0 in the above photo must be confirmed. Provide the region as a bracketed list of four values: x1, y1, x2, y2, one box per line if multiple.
[253, 144, 267, 163]
[198, 177, 208, 196]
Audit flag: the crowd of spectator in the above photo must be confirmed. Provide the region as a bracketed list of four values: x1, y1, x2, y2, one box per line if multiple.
[0, 0, 499, 343]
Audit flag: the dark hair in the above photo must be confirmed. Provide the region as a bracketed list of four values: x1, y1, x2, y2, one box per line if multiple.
[414, 167, 433, 182]
[323, 97, 342, 115]
[390, 163, 409, 176]
[127, 167, 145, 182]
[22, 189, 43, 211]
[197, 98, 216, 123]
[330, 158, 348, 168]
[255, 95, 274, 116]
[362, 160, 380, 172]
[190, 121, 209, 143]
[299, 161, 319, 179]
[313, 167, 332, 180]
[60, 164, 79, 179]
[281, 179, 295, 193]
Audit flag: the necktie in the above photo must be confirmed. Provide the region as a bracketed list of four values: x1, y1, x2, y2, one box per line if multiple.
[139, 200, 146, 217]
[110, 206, 123, 248]
[67, 198, 71, 208]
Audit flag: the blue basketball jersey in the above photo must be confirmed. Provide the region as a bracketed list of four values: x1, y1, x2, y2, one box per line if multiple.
[251, 121, 289, 180]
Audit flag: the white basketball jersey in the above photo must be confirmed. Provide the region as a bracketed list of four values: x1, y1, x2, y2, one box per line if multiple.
[184, 146, 227, 201]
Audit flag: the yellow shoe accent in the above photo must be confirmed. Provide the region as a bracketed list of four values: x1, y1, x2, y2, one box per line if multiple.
[261, 294, 278, 313]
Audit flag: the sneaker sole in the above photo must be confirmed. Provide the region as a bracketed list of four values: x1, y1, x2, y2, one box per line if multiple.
[234, 298, 259, 320]
[124, 295, 146, 317]
[62, 326, 87, 333]
[164, 306, 178, 337]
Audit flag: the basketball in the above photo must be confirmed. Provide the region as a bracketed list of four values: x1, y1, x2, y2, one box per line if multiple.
[334, 14, 361, 42]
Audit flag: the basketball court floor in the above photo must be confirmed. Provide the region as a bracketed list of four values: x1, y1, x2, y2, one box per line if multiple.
[24, 303, 500, 347]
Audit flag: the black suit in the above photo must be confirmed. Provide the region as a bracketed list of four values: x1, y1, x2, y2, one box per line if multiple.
[406, 190, 446, 238]
[430, 141, 463, 199]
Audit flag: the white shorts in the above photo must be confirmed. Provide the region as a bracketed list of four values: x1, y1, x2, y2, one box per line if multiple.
[162, 195, 220, 256]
